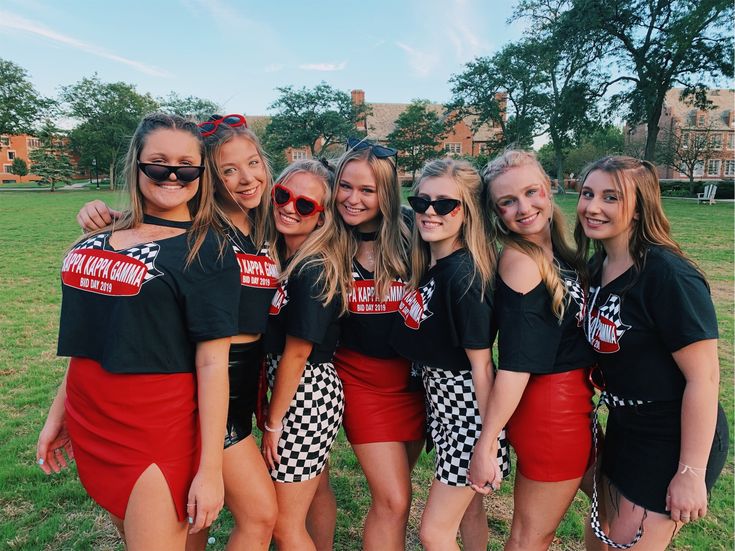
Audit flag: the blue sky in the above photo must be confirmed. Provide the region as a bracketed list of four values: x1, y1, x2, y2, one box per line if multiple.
[0, 0, 527, 116]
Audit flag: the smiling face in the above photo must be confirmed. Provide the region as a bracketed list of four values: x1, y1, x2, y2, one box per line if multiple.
[216, 135, 267, 213]
[336, 159, 381, 231]
[273, 171, 326, 253]
[577, 169, 637, 248]
[138, 128, 202, 219]
[414, 175, 464, 258]
[490, 164, 552, 241]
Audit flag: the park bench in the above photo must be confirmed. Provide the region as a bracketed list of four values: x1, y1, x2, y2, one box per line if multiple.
[697, 184, 717, 205]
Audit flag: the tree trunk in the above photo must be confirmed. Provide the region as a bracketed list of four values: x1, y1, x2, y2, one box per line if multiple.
[109, 162, 115, 191]
[555, 148, 566, 195]
[644, 95, 666, 161]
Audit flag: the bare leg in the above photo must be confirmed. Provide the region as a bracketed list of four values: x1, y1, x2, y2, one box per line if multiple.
[273, 473, 324, 551]
[306, 463, 336, 551]
[505, 473, 582, 551]
[124, 464, 188, 551]
[419, 480, 477, 551]
[459, 494, 488, 551]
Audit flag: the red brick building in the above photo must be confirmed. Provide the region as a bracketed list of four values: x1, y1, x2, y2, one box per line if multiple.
[0, 134, 42, 183]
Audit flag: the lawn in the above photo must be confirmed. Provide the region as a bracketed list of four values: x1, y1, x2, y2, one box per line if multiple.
[0, 191, 731, 550]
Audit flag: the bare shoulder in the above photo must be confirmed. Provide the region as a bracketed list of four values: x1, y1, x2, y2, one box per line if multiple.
[498, 246, 542, 294]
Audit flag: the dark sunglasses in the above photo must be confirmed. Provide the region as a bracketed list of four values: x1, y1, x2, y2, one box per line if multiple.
[346, 137, 397, 159]
[137, 161, 204, 183]
[272, 184, 324, 217]
[198, 114, 248, 137]
[407, 196, 462, 216]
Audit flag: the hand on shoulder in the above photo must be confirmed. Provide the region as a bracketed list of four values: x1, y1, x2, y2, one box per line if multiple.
[498, 247, 542, 294]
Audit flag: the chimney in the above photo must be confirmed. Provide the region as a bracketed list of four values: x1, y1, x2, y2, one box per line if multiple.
[351, 89, 367, 132]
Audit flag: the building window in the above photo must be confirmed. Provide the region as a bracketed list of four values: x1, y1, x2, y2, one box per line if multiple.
[7, 151, 15, 160]
[0, 136, 8, 146]
[27, 138, 40, 148]
[693, 161, 704, 177]
[724, 160, 735, 177]
[728, 133, 734, 149]
[444, 142, 462, 155]
[3, 164, 12, 173]
[697, 114, 706, 127]
[478, 143, 488, 155]
[681, 131, 690, 149]
[706, 159, 721, 176]
[711, 133, 723, 149]
[291, 149, 307, 161]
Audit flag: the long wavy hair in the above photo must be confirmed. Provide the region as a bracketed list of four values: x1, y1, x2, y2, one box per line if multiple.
[331, 147, 411, 300]
[83, 112, 218, 266]
[482, 149, 580, 320]
[272, 159, 352, 314]
[573, 155, 701, 285]
[202, 117, 275, 251]
[409, 157, 496, 297]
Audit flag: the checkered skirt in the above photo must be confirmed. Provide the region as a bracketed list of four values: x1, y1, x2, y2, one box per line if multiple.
[422, 366, 511, 486]
[265, 354, 344, 483]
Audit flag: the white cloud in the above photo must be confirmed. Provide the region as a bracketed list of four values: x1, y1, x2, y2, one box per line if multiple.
[298, 62, 347, 72]
[395, 42, 436, 77]
[0, 11, 172, 77]
[264, 63, 284, 73]
[184, 0, 255, 31]
[444, 0, 491, 62]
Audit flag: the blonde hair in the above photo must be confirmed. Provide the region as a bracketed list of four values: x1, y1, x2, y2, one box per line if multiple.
[273, 159, 353, 314]
[79, 112, 220, 267]
[573, 155, 700, 283]
[202, 120, 275, 251]
[409, 157, 496, 296]
[331, 147, 411, 301]
[482, 149, 578, 319]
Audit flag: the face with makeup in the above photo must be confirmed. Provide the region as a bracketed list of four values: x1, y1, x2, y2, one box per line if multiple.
[414, 175, 464, 254]
[273, 171, 326, 253]
[216, 135, 267, 213]
[576, 169, 638, 248]
[336, 159, 380, 231]
[490, 164, 553, 238]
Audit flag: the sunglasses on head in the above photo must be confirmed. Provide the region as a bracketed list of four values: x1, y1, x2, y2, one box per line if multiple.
[407, 196, 462, 216]
[346, 137, 397, 159]
[198, 114, 248, 137]
[272, 184, 324, 217]
[137, 161, 205, 183]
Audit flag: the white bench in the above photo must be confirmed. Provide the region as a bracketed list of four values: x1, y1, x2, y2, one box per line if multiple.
[697, 184, 717, 205]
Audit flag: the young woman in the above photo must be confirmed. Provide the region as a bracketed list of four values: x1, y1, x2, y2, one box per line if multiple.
[75, 114, 279, 551]
[575, 156, 728, 549]
[470, 149, 595, 551]
[37, 113, 240, 550]
[261, 159, 348, 551]
[390, 157, 510, 551]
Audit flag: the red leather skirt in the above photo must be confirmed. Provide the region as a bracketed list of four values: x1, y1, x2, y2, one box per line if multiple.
[334, 348, 424, 445]
[65, 357, 200, 521]
[506, 367, 593, 482]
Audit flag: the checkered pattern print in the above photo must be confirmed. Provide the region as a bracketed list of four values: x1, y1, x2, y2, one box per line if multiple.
[265, 354, 344, 483]
[422, 366, 511, 486]
[73, 233, 162, 281]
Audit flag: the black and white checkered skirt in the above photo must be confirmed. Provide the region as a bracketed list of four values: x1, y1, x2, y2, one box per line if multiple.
[422, 366, 511, 486]
[265, 354, 344, 483]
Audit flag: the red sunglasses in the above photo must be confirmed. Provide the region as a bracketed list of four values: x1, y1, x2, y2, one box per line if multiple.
[272, 184, 324, 217]
[198, 114, 248, 137]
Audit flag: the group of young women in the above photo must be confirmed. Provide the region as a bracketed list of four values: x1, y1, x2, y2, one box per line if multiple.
[36, 110, 728, 551]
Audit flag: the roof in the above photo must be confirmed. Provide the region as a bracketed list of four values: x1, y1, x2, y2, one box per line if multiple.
[664, 88, 734, 130]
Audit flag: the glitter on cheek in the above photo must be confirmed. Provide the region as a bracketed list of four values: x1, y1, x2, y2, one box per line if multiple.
[497, 206, 508, 216]
[538, 187, 546, 199]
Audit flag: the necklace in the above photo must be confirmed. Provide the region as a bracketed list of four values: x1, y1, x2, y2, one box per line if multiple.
[142, 214, 192, 229]
[356, 229, 379, 241]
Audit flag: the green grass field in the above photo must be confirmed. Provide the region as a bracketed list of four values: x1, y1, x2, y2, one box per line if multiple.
[0, 191, 731, 550]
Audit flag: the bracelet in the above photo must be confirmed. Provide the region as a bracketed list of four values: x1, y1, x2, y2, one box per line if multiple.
[264, 421, 284, 433]
[679, 462, 706, 476]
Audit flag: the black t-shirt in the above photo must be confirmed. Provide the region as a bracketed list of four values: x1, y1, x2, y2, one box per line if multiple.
[391, 248, 494, 372]
[264, 258, 342, 363]
[495, 258, 594, 374]
[339, 260, 405, 358]
[585, 246, 718, 401]
[227, 228, 279, 334]
[57, 228, 240, 374]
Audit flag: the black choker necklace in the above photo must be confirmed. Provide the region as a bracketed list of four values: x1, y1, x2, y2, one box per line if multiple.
[356, 230, 379, 242]
[143, 214, 192, 229]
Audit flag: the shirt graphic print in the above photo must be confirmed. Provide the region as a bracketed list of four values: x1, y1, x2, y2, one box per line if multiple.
[586, 290, 631, 353]
[397, 279, 436, 330]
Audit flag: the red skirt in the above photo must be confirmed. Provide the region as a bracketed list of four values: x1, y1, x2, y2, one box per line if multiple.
[506, 368, 593, 482]
[65, 357, 200, 522]
[334, 348, 424, 445]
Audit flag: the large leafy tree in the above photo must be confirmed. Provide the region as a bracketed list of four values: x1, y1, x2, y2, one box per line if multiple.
[158, 92, 221, 121]
[0, 58, 51, 137]
[566, 0, 733, 160]
[387, 100, 446, 184]
[61, 75, 158, 190]
[28, 120, 74, 192]
[265, 82, 371, 157]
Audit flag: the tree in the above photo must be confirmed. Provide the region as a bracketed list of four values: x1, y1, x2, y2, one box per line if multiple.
[0, 58, 51, 136]
[387, 100, 446, 184]
[265, 82, 371, 157]
[61, 75, 158, 190]
[567, 0, 733, 160]
[565, 125, 625, 176]
[659, 123, 718, 190]
[447, 41, 545, 149]
[9, 157, 28, 182]
[158, 92, 221, 121]
[28, 120, 74, 191]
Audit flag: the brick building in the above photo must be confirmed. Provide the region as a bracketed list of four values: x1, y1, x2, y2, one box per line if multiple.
[0, 134, 42, 183]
